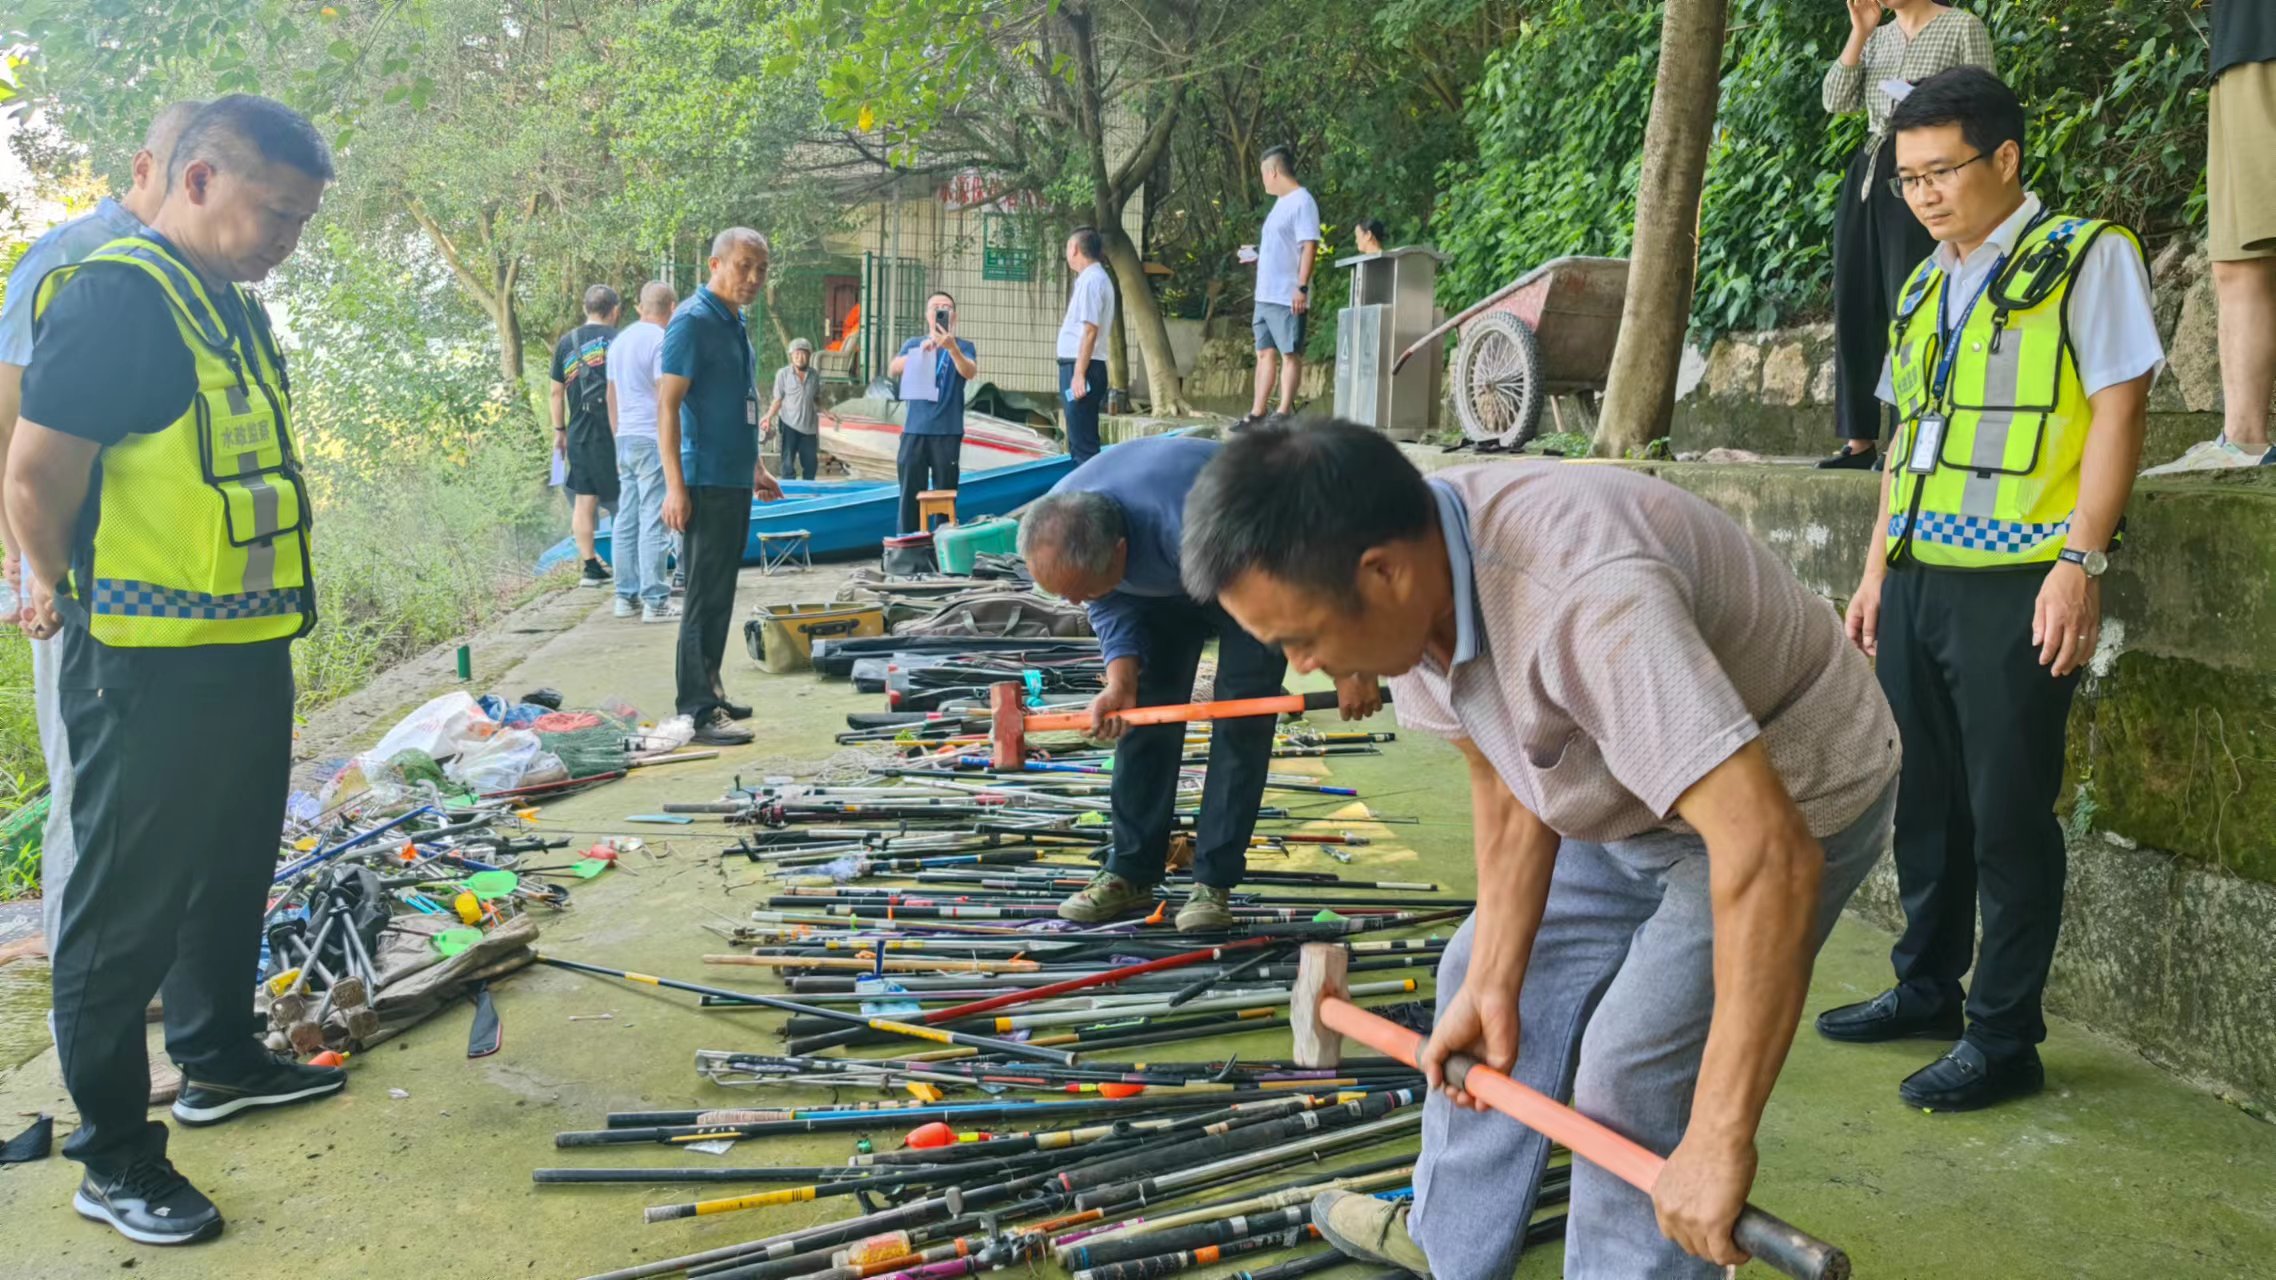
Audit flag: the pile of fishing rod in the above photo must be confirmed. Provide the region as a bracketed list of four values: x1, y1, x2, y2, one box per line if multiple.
[541, 1055, 1575, 1280]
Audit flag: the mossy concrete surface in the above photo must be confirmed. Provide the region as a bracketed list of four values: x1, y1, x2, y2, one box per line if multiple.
[1, 560, 2274, 1278]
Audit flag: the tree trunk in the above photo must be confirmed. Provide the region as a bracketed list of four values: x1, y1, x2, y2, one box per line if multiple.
[1592, 0, 1729, 458]
[495, 295, 525, 383]
[1106, 279, 1131, 403]
[1101, 228, 1185, 416]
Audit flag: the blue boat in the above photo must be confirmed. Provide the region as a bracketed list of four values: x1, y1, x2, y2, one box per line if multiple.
[535, 453, 1077, 573]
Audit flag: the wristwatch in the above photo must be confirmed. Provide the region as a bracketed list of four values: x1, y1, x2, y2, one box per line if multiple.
[1296, 283, 1309, 294]
[2057, 547, 2109, 577]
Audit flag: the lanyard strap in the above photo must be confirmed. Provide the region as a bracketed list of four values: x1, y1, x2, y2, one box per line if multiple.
[1929, 254, 2006, 406]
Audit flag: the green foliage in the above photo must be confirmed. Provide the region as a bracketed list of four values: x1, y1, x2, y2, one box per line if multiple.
[0, 639, 44, 900]
[1437, 0, 2210, 341]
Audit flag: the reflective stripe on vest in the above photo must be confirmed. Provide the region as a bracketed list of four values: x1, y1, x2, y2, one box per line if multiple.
[1883, 214, 2135, 569]
[32, 236, 314, 647]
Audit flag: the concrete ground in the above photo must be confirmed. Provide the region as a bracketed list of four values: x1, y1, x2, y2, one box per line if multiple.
[0, 561, 2272, 1279]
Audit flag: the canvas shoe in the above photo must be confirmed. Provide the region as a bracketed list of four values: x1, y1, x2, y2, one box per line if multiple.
[579, 558, 613, 588]
[74, 1157, 224, 1246]
[1173, 883, 1237, 932]
[613, 596, 638, 618]
[2140, 436, 2276, 475]
[1056, 870, 1158, 922]
[1311, 1190, 1431, 1277]
[690, 708, 754, 746]
[641, 599, 683, 624]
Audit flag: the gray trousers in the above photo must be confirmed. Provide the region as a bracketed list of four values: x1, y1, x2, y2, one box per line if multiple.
[1409, 782, 1895, 1280]
[34, 634, 75, 949]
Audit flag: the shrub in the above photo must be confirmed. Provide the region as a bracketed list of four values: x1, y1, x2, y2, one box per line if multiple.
[1435, 0, 2210, 341]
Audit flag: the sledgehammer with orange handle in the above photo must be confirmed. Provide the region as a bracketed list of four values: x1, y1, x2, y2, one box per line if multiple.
[987, 681, 1390, 769]
[1295, 949, 1850, 1280]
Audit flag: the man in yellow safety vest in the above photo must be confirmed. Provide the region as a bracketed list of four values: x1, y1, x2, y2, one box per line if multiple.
[6, 95, 339, 1246]
[1817, 67, 2163, 1112]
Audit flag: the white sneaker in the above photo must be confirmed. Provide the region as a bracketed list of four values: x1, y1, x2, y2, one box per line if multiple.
[2141, 436, 2276, 476]
[642, 600, 683, 624]
[612, 597, 637, 618]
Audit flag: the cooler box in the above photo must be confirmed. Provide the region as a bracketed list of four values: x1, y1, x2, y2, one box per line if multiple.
[881, 532, 937, 578]
[743, 601, 887, 674]
[935, 517, 1019, 576]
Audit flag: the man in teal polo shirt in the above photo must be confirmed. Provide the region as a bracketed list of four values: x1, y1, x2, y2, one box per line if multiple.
[657, 227, 783, 747]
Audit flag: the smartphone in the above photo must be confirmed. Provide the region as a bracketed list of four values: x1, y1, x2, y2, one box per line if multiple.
[934, 308, 951, 330]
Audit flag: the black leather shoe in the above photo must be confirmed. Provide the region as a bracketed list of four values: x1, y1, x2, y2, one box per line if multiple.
[1814, 988, 1964, 1044]
[1816, 446, 1879, 470]
[722, 700, 754, 721]
[1900, 1041, 2044, 1112]
[74, 1158, 223, 1245]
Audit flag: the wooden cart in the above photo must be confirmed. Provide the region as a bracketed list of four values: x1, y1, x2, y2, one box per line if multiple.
[1393, 256, 1630, 449]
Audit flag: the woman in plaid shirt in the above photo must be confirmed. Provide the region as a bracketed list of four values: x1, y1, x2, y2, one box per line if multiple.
[1818, 1, 1994, 471]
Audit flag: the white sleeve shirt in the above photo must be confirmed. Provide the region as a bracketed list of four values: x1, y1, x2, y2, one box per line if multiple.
[1877, 198, 2165, 405]
[1255, 188, 1322, 308]
[1056, 262, 1117, 361]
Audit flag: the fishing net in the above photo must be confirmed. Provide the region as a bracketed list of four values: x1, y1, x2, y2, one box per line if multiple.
[535, 708, 637, 778]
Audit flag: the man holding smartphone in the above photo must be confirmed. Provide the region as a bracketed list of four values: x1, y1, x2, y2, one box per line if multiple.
[890, 291, 980, 534]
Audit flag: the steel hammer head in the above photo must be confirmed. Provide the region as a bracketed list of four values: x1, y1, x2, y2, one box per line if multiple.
[1289, 942, 1351, 1068]
[989, 682, 1026, 771]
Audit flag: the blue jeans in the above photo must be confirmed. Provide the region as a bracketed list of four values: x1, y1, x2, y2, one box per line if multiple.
[1409, 780, 1897, 1280]
[613, 435, 671, 607]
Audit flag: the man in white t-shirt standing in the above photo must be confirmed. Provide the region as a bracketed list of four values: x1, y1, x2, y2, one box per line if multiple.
[1238, 146, 1319, 428]
[606, 280, 680, 622]
[1056, 226, 1117, 463]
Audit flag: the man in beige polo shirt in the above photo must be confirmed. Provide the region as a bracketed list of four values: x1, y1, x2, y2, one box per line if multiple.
[1180, 420, 1900, 1279]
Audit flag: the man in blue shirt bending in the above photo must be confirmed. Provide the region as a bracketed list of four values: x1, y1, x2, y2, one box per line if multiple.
[889, 291, 979, 533]
[1018, 433, 1375, 930]
[657, 227, 784, 746]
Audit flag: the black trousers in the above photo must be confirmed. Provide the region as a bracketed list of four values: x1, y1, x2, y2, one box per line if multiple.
[1832, 136, 1936, 444]
[897, 434, 961, 534]
[1059, 358, 1107, 464]
[675, 485, 752, 720]
[1878, 565, 2079, 1055]
[1102, 598, 1288, 889]
[50, 652, 294, 1175]
[778, 429, 818, 481]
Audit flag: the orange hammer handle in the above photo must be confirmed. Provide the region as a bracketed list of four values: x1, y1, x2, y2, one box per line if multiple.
[1022, 688, 1381, 735]
[1319, 997, 1850, 1280]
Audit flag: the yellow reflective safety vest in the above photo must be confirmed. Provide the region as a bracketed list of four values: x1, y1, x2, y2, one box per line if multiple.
[1884, 210, 2138, 570]
[33, 235, 314, 646]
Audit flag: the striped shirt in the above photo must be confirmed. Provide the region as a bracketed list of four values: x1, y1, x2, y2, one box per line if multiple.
[1823, 6, 1996, 195]
[1387, 464, 1900, 843]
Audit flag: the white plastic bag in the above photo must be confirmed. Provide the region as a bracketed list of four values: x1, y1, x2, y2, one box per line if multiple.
[364, 692, 491, 766]
[446, 730, 547, 793]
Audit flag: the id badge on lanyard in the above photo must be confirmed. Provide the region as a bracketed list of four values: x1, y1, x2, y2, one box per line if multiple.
[1912, 258, 2004, 478]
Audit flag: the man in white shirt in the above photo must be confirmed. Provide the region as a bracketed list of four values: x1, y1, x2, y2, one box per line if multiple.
[1056, 227, 1117, 463]
[1820, 68, 2162, 1113]
[1238, 146, 1319, 428]
[606, 281, 679, 622]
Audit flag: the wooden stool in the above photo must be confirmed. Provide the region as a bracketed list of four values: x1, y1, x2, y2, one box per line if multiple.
[756, 529, 812, 576]
[916, 489, 959, 532]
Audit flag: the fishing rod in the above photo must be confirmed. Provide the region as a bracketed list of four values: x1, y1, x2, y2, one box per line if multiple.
[534, 955, 1076, 1064]
[772, 937, 1287, 1055]
[775, 979, 1423, 1052]
[556, 1089, 1354, 1149]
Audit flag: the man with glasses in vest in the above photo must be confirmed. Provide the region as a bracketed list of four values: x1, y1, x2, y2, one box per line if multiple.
[7, 95, 342, 1245]
[1817, 68, 2162, 1112]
